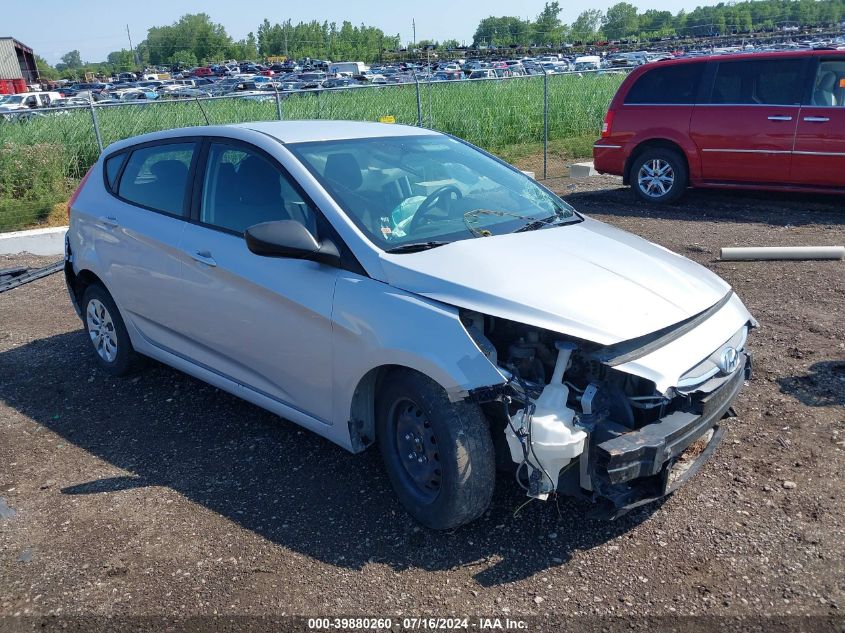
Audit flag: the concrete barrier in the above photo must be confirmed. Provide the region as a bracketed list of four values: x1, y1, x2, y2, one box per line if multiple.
[0, 226, 67, 256]
[570, 161, 598, 178]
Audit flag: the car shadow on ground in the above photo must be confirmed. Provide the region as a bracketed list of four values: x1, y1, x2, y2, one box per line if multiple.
[777, 360, 845, 408]
[561, 185, 845, 227]
[1, 331, 662, 586]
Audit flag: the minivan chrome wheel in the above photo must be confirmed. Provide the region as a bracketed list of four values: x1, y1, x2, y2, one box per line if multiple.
[637, 159, 675, 198]
[86, 298, 118, 363]
[630, 148, 688, 204]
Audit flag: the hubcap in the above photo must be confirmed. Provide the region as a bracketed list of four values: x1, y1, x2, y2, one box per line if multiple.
[637, 158, 675, 198]
[391, 399, 441, 503]
[86, 298, 118, 363]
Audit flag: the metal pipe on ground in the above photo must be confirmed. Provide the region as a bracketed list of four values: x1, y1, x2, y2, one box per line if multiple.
[720, 246, 845, 261]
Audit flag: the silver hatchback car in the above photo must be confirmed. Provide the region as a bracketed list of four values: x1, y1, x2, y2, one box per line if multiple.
[65, 121, 754, 529]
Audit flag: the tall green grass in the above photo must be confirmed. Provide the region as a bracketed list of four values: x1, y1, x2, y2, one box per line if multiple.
[0, 73, 624, 231]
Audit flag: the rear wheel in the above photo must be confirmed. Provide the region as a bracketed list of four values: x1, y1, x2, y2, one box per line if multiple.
[630, 148, 687, 204]
[376, 369, 495, 530]
[82, 284, 140, 376]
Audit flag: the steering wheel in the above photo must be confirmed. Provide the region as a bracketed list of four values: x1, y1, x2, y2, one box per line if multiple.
[407, 185, 463, 234]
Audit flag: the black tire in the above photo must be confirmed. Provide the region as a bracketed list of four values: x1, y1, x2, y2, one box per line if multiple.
[630, 148, 688, 204]
[376, 369, 495, 530]
[81, 284, 140, 376]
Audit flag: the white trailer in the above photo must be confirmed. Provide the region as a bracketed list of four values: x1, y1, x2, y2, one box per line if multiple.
[327, 61, 369, 76]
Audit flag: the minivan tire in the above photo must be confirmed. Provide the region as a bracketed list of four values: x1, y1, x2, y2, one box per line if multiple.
[376, 369, 495, 530]
[630, 148, 688, 204]
[81, 284, 140, 376]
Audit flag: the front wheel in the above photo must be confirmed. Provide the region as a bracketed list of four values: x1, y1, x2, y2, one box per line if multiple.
[630, 148, 688, 204]
[376, 369, 495, 530]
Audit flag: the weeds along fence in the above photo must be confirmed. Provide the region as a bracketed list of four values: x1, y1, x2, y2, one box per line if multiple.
[0, 69, 628, 232]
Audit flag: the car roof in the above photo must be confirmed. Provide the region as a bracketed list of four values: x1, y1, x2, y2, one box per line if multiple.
[232, 120, 439, 143]
[650, 48, 839, 68]
[103, 120, 440, 153]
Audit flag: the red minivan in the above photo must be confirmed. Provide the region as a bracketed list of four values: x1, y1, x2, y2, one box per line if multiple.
[594, 50, 845, 203]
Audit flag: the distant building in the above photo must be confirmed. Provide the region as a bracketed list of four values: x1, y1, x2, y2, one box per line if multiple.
[0, 38, 39, 94]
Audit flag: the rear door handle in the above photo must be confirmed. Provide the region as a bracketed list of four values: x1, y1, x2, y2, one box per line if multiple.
[98, 215, 118, 228]
[189, 250, 217, 267]
[767, 115, 793, 121]
[803, 116, 830, 122]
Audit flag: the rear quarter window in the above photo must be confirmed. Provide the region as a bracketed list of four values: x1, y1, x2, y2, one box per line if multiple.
[104, 153, 127, 191]
[624, 63, 705, 105]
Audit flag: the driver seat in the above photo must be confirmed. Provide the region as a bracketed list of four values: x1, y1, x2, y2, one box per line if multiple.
[323, 152, 378, 231]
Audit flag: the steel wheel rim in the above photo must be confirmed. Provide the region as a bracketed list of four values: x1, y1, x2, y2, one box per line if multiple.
[391, 398, 441, 503]
[637, 158, 675, 198]
[86, 299, 118, 363]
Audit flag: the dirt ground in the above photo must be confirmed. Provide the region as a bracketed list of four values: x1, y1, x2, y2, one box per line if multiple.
[1, 175, 843, 627]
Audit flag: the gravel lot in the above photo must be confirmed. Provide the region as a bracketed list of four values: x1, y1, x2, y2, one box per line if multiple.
[1, 176, 843, 625]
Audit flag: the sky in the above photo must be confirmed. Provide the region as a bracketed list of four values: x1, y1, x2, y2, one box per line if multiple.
[6, 0, 722, 65]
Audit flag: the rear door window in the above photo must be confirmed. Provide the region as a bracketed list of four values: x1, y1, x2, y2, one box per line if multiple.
[624, 63, 705, 104]
[710, 59, 805, 105]
[117, 143, 195, 215]
[811, 59, 845, 106]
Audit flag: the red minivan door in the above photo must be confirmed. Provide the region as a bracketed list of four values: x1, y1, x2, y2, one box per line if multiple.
[690, 57, 807, 184]
[791, 56, 845, 188]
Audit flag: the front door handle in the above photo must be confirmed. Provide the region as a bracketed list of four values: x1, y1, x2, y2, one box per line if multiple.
[98, 215, 118, 228]
[803, 116, 830, 122]
[767, 115, 793, 121]
[190, 250, 217, 267]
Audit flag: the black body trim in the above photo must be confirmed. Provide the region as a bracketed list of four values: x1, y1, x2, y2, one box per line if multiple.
[592, 291, 734, 367]
[593, 354, 746, 486]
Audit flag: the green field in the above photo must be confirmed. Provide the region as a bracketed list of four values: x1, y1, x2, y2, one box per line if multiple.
[0, 73, 625, 232]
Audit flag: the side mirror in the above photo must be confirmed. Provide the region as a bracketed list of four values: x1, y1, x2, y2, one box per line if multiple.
[245, 220, 340, 266]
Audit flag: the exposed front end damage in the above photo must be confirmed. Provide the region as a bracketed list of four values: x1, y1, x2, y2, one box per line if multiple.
[463, 293, 754, 518]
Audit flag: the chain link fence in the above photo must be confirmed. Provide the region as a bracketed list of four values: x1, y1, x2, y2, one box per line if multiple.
[0, 69, 628, 233]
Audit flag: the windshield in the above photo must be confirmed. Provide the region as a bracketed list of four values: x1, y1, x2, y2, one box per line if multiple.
[1, 96, 24, 105]
[287, 134, 579, 251]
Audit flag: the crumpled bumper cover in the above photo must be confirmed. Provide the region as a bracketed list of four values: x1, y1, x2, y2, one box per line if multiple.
[585, 353, 750, 517]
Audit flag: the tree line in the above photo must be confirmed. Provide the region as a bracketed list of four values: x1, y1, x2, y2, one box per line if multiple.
[37, 13, 402, 79]
[36, 0, 845, 80]
[473, 0, 844, 46]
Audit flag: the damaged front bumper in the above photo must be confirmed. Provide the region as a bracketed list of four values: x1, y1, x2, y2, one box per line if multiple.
[575, 353, 750, 518]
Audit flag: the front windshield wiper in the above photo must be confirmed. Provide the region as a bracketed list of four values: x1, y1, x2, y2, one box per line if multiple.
[463, 209, 572, 237]
[385, 240, 452, 254]
[513, 214, 573, 233]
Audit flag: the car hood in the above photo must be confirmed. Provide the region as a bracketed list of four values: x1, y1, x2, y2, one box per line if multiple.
[379, 217, 731, 345]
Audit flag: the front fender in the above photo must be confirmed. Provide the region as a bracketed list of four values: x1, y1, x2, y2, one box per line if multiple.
[331, 275, 506, 431]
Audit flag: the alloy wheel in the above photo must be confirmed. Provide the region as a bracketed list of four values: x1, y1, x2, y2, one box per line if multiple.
[86, 298, 118, 363]
[637, 158, 675, 198]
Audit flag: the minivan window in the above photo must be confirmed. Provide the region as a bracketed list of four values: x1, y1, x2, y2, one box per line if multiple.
[200, 143, 318, 235]
[710, 59, 804, 105]
[812, 60, 845, 107]
[117, 143, 195, 215]
[624, 63, 705, 104]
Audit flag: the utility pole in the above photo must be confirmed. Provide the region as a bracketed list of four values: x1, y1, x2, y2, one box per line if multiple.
[284, 27, 288, 58]
[412, 19, 416, 48]
[126, 24, 139, 66]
